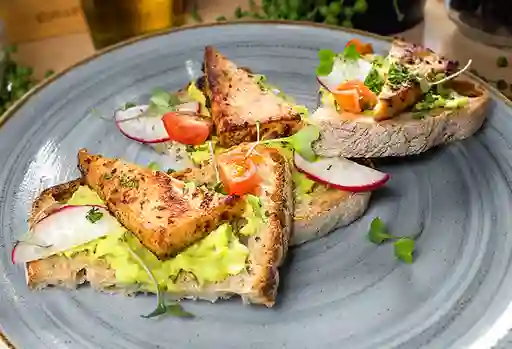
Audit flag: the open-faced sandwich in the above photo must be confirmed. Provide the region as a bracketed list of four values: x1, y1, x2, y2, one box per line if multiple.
[113, 46, 390, 246]
[12, 147, 292, 315]
[312, 38, 490, 158]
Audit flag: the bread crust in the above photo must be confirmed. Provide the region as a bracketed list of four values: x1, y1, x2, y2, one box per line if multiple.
[313, 78, 490, 158]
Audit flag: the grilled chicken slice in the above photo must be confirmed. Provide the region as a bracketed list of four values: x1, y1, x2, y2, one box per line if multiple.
[204, 46, 302, 147]
[77, 149, 245, 260]
[374, 39, 459, 119]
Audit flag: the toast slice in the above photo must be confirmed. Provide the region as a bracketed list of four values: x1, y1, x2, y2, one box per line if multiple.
[204, 46, 303, 147]
[171, 146, 371, 246]
[25, 146, 292, 307]
[374, 39, 459, 118]
[313, 78, 490, 158]
[77, 149, 245, 260]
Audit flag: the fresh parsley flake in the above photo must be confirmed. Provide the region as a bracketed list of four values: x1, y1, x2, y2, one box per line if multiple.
[86, 207, 103, 224]
[102, 173, 113, 180]
[367, 217, 393, 244]
[364, 68, 385, 94]
[394, 238, 415, 264]
[387, 62, 417, 91]
[119, 175, 139, 189]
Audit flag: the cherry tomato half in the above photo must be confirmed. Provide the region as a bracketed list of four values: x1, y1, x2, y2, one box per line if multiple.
[218, 154, 261, 196]
[161, 112, 212, 146]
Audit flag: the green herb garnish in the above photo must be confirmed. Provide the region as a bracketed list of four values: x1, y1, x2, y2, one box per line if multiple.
[387, 62, 415, 90]
[148, 88, 181, 115]
[86, 207, 104, 224]
[394, 238, 415, 264]
[316, 49, 336, 76]
[261, 124, 320, 162]
[119, 175, 139, 189]
[343, 43, 361, 61]
[124, 234, 194, 319]
[364, 68, 385, 94]
[367, 217, 417, 264]
[102, 173, 113, 180]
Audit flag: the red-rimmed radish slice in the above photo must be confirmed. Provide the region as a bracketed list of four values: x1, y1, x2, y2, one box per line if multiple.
[317, 58, 373, 93]
[11, 205, 125, 264]
[115, 105, 171, 144]
[294, 153, 390, 192]
[176, 101, 200, 113]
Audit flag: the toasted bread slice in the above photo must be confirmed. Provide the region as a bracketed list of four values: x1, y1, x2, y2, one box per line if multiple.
[171, 146, 371, 246]
[374, 39, 459, 118]
[77, 149, 245, 259]
[313, 78, 490, 158]
[204, 46, 302, 147]
[25, 146, 292, 307]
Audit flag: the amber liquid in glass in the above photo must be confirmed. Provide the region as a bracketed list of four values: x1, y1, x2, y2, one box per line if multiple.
[81, 0, 185, 49]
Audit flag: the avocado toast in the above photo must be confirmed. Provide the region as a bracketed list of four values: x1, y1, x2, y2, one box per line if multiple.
[14, 147, 292, 308]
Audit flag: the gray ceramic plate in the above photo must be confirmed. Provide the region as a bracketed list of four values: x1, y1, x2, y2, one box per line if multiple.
[1, 22, 512, 349]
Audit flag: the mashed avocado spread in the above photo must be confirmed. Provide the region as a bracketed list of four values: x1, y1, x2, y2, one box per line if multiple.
[62, 186, 261, 291]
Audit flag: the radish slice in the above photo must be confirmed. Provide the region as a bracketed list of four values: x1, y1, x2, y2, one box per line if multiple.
[317, 58, 373, 93]
[12, 205, 125, 264]
[115, 105, 171, 144]
[176, 101, 200, 113]
[115, 102, 202, 144]
[294, 153, 390, 192]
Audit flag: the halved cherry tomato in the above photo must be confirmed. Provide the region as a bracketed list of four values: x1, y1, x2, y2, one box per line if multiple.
[346, 39, 374, 55]
[218, 154, 261, 196]
[162, 112, 213, 146]
[335, 80, 378, 111]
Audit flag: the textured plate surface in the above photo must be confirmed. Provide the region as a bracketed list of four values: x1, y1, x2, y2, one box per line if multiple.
[1, 22, 512, 349]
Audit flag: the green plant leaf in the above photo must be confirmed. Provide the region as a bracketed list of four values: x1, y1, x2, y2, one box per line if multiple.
[318, 49, 335, 63]
[394, 238, 415, 264]
[150, 88, 172, 107]
[288, 124, 320, 161]
[147, 161, 161, 171]
[343, 44, 361, 61]
[367, 217, 394, 244]
[316, 62, 334, 76]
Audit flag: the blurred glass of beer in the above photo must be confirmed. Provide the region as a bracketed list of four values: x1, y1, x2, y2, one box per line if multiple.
[81, 0, 185, 49]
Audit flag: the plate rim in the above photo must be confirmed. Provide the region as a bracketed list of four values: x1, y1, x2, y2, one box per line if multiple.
[0, 19, 509, 349]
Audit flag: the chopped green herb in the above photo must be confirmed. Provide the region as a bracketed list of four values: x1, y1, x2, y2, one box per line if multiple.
[394, 238, 415, 264]
[86, 207, 103, 224]
[102, 173, 113, 180]
[497, 56, 508, 68]
[387, 62, 415, 90]
[119, 175, 139, 189]
[124, 234, 194, 319]
[316, 49, 336, 76]
[147, 161, 161, 171]
[364, 68, 385, 94]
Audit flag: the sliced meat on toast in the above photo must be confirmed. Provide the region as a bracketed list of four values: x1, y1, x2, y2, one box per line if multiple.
[77, 149, 245, 260]
[171, 146, 370, 246]
[374, 39, 459, 118]
[204, 46, 302, 147]
[314, 78, 490, 158]
[27, 145, 293, 307]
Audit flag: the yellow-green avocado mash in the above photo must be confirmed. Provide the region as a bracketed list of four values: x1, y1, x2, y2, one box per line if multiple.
[62, 186, 262, 292]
